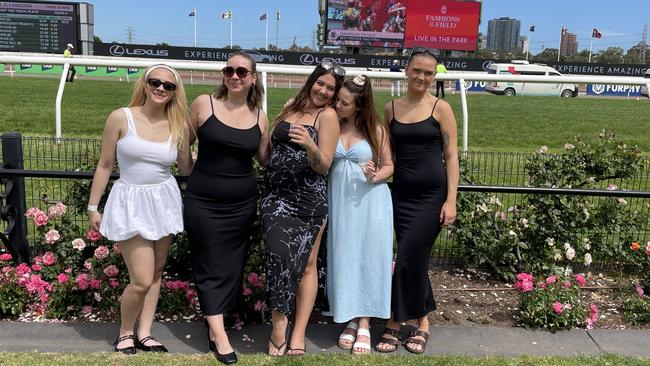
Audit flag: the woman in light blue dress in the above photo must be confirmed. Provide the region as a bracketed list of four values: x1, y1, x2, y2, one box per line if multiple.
[327, 75, 394, 355]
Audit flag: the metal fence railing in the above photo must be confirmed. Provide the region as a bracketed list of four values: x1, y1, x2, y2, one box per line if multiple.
[2, 134, 650, 269]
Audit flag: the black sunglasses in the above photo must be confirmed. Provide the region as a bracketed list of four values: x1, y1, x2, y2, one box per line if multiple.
[321, 61, 346, 77]
[222, 66, 253, 78]
[409, 47, 440, 61]
[147, 78, 177, 91]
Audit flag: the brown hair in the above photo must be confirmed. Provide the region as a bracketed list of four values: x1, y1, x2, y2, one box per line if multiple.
[273, 63, 344, 126]
[213, 51, 264, 109]
[341, 75, 385, 162]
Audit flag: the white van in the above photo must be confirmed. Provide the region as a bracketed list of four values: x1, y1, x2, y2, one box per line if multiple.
[485, 60, 578, 98]
[641, 68, 650, 99]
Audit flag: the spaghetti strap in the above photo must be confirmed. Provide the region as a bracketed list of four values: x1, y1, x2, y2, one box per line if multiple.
[209, 95, 215, 116]
[391, 100, 396, 120]
[312, 108, 324, 126]
[256, 108, 260, 125]
[431, 98, 440, 115]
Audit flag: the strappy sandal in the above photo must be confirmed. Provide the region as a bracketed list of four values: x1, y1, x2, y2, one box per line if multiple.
[287, 344, 306, 356]
[113, 334, 136, 354]
[337, 320, 359, 350]
[404, 329, 429, 354]
[351, 327, 371, 355]
[268, 323, 290, 356]
[375, 327, 401, 353]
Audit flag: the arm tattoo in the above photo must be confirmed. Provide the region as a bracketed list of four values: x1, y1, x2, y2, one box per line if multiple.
[442, 131, 451, 153]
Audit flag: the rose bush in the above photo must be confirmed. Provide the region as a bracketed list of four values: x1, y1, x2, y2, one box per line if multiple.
[515, 272, 598, 332]
[454, 131, 649, 281]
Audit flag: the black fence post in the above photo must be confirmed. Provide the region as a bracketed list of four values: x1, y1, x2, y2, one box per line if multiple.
[0, 132, 30, 262]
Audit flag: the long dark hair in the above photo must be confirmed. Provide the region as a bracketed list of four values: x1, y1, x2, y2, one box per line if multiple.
[273, 63, 344, 126]
[214, 51, 264, 109]
[341, 75, 384, 162]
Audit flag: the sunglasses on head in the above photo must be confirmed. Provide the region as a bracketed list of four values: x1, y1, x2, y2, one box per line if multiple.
[222, 66, 252, 78]
[146, 78, 177, 91]
[321, 61, 346, 77]
[409, 47, 440, 61]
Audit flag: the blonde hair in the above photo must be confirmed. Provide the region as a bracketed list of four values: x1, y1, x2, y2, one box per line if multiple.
[129, 64, 188, 149]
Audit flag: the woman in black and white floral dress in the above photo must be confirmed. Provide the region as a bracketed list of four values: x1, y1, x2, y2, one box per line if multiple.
[261, 61, 344, 356]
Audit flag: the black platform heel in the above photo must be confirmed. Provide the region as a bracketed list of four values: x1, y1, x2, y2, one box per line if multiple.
[113, 334, 137, 354]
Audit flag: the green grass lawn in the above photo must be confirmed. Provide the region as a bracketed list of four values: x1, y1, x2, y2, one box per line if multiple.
[1, 77, 649, 153]
[1, 353, 649, 366]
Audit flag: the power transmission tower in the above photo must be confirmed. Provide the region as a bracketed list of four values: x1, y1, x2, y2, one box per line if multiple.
[641, 23, 648, 63]
[127, 26, 134, 44]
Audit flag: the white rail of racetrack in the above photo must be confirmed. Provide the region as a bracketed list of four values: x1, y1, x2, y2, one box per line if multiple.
[1, 53, 649, 150]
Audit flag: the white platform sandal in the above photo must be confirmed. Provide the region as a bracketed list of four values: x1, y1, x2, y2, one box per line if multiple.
[351, 327, 371, 355]
[337, 320, 359, 350]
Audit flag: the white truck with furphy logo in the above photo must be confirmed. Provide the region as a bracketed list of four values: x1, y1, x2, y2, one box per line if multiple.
[485, 60, 578, 98]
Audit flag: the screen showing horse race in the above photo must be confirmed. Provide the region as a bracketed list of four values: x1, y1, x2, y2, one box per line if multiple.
[0, 1, 78, 53]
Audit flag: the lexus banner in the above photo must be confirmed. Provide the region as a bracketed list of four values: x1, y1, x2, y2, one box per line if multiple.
[94, 43, 649, 77]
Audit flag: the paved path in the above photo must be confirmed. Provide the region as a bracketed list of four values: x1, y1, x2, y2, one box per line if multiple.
[1, 322, 649, 358]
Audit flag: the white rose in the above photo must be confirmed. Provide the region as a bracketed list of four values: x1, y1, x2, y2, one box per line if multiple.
[584, 253, 592, 266]
[520, 218, 529, 228]
[508, 230, 517, 237]
[554, 252, 563, 261]
[566, 247, 576, 261]
[564, 242, 571, 250]
[564, 143, 575, 150]
[537, 145, 548, 154]
[546, 238, 555, 247]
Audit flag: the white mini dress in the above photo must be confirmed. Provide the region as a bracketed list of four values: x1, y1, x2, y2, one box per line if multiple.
[99, 107, 183, 241]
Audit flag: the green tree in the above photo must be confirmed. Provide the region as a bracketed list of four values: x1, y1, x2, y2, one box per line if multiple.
[93, 35, 102, 44]
[533, 48, 558, 63]
[597, 47, 624, 64]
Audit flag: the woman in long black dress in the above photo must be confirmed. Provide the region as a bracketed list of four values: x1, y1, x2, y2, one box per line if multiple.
[375, 48, 459, 354]
[262, 61, 343, 356]
[184, 52, 270, 364]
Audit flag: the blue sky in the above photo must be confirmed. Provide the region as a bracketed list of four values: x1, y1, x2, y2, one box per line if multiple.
[91, 0, 648, 53]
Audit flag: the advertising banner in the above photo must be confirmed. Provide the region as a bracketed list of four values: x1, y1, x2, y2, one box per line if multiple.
[404, 0, 480, 51]
[586, 84, 641, 96]
[326, 0, 405, 48]
[455, 80, 487, 92]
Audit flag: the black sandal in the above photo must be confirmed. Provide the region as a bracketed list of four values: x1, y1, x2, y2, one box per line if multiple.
[375, 327, 401, 353]
[135, 335, 168, 353]
[113, 334, 136, 354]
[404, 329, 429, 354]
[268, 323, 290, 357]
[287, 345, 306, 356]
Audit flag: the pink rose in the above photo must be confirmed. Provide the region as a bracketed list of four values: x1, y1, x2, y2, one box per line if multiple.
[575, 274, 587, 286]
[645, 242, 650, 256]
[42, 251, 56, 266]
[94, 292, 102, 302]
[44, 229, 60, 244]
[47, 202, 67, 219]
[24, 207, 40, 218]
[31, 264, 42, 271]
[33, 211, 49, 227]
[0, 253, 11, 261]
[585, 317, 594, 330]
[75, 273, 89, 290]
[81, 305, 93, 315]
[521, 281, 533, 292]
[90, 279, 101, 289]
[94, 246, 109, 260]
[552, 302, 564, 314]
[247, 272, 262, 288]
[546, 275, 558, 285]
[57, 273, 69, 283]
[85, 228, 101, 242]
[112, 244, 121, 255]
[103, 265, 119, 278]
[242, 285, 252, 296]
[108, 278, 120, 289]
[72, 238, 86, 251]
[563, 281, 571, 288]
[253, 300, 265, 312]
[636, 286, 644, 298]
[539, 282, 548, 289]
[15, 263, 31, 276]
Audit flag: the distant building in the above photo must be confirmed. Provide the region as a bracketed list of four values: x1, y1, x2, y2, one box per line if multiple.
[560, 32, 578, 57]
[519, 36, 528, 53]
[487, 17, 521, 52]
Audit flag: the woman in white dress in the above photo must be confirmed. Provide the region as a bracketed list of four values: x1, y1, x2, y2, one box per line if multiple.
[87, 64, 192, 354]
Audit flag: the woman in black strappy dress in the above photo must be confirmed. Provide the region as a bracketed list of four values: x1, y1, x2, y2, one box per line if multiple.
[262, 62, 344, 356]
[375, 48, 459, 355]
[184, 52, 270, 364]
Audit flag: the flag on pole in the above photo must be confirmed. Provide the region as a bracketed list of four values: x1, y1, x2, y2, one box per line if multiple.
[189, 10, 196, 17]
[529, 26, 535, 32]
[222, 11, 232, 19]
[561, 26, 568, 35]
[276, 10, 281, 21]
[259, 13, 267, 21]
[592, 28, 602, 38]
